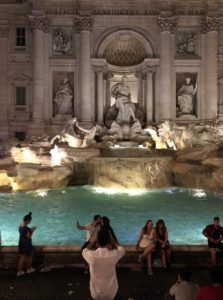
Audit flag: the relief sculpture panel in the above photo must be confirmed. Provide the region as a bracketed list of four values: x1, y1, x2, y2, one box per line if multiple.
[52, 27, 73, 55]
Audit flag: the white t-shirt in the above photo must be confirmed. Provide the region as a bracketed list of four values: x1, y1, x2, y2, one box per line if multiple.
[82, 246, 125, 300]
[169, 281, 199, 300]
[85, 223, 100, 241]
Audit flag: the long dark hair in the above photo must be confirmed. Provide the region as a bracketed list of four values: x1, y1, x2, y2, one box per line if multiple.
[101, 216, 110, 228]
[101, 216, 118, 243]
[155, 219, 166, 236]
[142, 219, 153, 234]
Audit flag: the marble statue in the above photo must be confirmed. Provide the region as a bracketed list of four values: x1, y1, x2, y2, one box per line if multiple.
[177, 77, 197, 115]
[50, 118, 82, 148]
[158, 121, 176, 150]
[75, 122, 97, 148]
[144, 127, 167, 149]
[100, 121, 123, 141]
[111, 75, 137, 124]
[100, 120, 150, 143]
[53, 77, 73, 116]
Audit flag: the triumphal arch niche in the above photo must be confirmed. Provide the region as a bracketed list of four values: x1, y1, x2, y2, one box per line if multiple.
[0, 0, 223, 139]
[94, 28, 158, 129]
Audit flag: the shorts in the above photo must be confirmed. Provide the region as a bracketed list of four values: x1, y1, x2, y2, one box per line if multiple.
[19, 243, 33, 256]
[208, 241, 223, 250]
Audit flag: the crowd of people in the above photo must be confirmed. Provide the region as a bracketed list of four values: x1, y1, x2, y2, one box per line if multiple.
[16, 213, 223, 300]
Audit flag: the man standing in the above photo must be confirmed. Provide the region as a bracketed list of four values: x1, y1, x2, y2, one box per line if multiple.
[77, 215, 101, 242]
[202, 217, 223, 266]
[82, 229, 125, 300]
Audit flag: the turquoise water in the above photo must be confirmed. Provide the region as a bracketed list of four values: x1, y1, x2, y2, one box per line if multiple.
[0, 186, 222, 246]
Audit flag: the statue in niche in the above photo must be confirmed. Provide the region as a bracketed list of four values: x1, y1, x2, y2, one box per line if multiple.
[111, 75, 137, 124]
[53, 29, 73, 55]
[177, 77, 197, 116]
[53, 77, 73, 116]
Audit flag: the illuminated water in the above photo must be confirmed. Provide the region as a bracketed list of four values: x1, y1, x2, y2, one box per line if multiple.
[0, 186, 222, 246]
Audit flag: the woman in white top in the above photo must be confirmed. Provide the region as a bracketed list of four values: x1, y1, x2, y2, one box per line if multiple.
[136, 219, 156, 275]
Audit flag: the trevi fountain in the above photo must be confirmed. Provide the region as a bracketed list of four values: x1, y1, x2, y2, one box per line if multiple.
[1, 0, 223, 249]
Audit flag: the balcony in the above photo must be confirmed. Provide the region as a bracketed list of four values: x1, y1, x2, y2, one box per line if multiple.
[14, 46, 26, 53]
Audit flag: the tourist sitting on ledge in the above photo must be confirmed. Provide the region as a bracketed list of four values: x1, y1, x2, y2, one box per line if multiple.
[169, 268, 199, 300]
[155, 219, 171, 269]
[202, 216, 223, 266]
[136, 219, 156, 276]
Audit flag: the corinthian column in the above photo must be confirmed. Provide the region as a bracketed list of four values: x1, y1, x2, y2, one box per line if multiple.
[95, 66, 106, 124]
[218, 78, 223, 119]
[146, 65, 157, 124]
[201, 17, 219, 120]
[158, 16, 176, 121]
[75, 16, 93, 126]
[29, 14, 49, 133]
[0, 25, 9, 139]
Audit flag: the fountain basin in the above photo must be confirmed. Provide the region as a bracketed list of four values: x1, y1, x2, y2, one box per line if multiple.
[1, 186, 223, 246]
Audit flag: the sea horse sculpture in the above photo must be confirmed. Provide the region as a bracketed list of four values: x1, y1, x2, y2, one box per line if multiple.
[50, 118, 83, 148]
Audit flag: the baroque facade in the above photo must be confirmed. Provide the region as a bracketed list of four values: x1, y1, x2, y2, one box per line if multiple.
[1, 0, 223, 139]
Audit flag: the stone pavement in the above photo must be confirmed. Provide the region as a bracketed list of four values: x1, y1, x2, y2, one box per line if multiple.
[0, 266, 212, 300]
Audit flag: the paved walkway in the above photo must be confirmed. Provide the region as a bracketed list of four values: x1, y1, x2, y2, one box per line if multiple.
[0, 266, 212, 300]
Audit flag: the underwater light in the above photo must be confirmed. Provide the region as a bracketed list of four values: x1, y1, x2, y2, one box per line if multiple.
[193, 189, 206, 198]
[92, 186, 148, 196]
[35, 189, 48, 198]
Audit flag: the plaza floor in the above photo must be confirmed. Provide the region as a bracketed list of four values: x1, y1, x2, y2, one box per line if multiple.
[0, 266, 212, 300]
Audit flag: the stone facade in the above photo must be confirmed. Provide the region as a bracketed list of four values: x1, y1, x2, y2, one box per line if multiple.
[1, 0, 223, 139]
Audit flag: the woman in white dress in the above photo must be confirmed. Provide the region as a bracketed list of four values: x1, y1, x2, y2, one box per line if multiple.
[136, 219, 156, 275]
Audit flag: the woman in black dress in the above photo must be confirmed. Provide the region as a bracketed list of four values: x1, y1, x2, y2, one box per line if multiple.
[17, 212, 37, 276]
[155, 219, 171, 268]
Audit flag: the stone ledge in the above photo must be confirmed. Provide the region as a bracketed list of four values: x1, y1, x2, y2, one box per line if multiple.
[1, 244, 222, 269]
[0, 244, 212, 253]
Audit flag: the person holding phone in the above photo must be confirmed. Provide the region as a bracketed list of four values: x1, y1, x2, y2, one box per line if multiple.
[17, 212, 36, 277]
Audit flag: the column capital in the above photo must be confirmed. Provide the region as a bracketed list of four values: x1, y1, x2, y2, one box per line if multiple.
[135, 70, 147, 80]
[200, 16, 222, 34]
[94, 65, 107, 75]
[74, 16, 93, 33]
[29, 15, 50, 33]
[135, 65, 157, 79]
[0, 25, 9, 38]
[158, 16, 177, 33]
[145, 64, 158, 74]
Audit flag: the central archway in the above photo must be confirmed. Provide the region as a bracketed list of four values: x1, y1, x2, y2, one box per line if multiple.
[94, 26, 157, 60]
